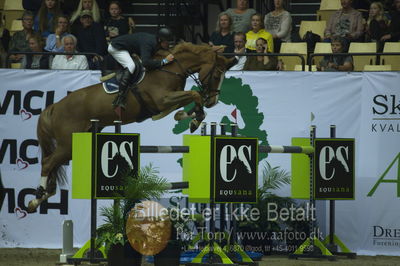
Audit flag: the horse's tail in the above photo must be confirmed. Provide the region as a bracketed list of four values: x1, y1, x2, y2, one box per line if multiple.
[37, 106, 67, 186]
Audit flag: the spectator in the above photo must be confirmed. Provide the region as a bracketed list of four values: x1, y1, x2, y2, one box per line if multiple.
[264, 0, 292, 53]
[243, 37, 277, 71]
[51, 34, 88, 69]
[70, 0, 102, 25]
[209, 12, 235, 55]
[104, 1, 129, 43]
[34, 0, 62, 38]
[44, 14, 70, 52]
[246, 13, 274, 53]
[229, 32, 247, 70]
[324, 0, 364, 44]
[23, 0, 42, 15]
[224, 0, 256, 33]
[72, 10, 107, 69]
[0, 14, 10, 68]
[318, 36, 353, 71]
[381, 0, 400, 42]
[365, 2, 388, 52]
[21, 34, 50, 69]
[9, 11, 35, 65]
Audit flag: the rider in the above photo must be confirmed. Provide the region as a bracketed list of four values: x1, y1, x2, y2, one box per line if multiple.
[107, 28, 175, 108]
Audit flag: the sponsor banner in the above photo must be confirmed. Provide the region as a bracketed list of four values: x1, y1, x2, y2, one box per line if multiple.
[314, 138, 355, 200]
[1, 69, 400, 257]
[213, 137, 258, 203]
[95, 133, 140, 199]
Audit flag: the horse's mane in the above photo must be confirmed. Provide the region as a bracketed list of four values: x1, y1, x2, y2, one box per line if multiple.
[170, 42, 212, 56]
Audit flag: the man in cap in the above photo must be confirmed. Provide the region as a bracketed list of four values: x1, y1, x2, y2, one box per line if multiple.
[72, 9, 107, 69]
[107, 28, 175, 108]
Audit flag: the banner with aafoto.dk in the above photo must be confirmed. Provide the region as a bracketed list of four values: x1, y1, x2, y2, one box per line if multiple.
[0, 69, 399, 256]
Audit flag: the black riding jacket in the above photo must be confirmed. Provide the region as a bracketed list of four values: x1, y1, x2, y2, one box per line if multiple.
[110, 32, 164, 70]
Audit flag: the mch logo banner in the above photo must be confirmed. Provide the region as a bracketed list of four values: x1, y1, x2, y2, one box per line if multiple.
[95, 133, 139, 199]
[214, 137, 258, 203]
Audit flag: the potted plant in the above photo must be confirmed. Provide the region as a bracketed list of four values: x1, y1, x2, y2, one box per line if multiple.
[96, 163, 170, 266]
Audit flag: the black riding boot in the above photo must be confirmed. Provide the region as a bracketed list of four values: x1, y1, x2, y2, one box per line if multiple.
[113, 68, 132, 109]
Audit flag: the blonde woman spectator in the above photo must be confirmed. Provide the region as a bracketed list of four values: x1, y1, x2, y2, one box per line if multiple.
[246, 13, 274, 52]
[70, 0, 101, 25]
[21, 34, 49, 69]
[9, 11, 35, 64]
[34, 0, 62, 38]
[45, 14, 70, 52]
[209, 12, 235, 54]
[365, 2, 388, 51]
[264, 0, 292, 52]
[51, 34, 89, 69]
[324, 0, 364, 43]
[224, 0, 256, 33]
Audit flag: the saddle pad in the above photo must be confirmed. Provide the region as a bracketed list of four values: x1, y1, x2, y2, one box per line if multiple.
[102, 76, 119, 94]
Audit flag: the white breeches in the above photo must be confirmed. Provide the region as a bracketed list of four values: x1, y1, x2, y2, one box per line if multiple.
[108, 44, 136, 74]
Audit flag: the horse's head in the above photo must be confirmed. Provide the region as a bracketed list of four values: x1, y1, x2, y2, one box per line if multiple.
[197, 47, 235, 108]
[171, 43, 235, 108]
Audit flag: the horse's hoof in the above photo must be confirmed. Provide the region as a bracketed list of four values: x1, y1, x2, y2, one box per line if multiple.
[27, 199, 39, 213]
[174, 110, 187, 121]
[190, 119, 200, 133]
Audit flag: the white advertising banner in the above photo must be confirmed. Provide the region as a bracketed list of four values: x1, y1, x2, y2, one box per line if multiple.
[0, 69, 399, 256]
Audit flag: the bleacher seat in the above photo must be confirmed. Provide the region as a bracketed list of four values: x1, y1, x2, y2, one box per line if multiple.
[363, 65, 392, 71]
[381, 42, 400, 71]
[9, 19, 23, 36]
[299, 21, 326, 40]
[312, 42, 332, 65]
[279, 42, 308, 71]
[3, 0, 23, 31]
[317, 0, 341, 21]
[348, 42, 377, 71]
[294, 64, 317, 71]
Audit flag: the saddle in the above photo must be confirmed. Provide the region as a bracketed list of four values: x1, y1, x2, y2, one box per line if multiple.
[101, 55, 146, 94]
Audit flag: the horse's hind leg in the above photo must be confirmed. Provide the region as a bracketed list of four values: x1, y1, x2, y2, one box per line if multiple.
[28, 145, 71, 213]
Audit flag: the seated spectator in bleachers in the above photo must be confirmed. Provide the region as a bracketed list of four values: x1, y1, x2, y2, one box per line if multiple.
[230, 32, 247, 70]
[264, 0, 292, 53]
[45, 14, 70, 52]
[51, 34, 88, 69]
[365, 2, 388, 52]
[34, 0, 62, 38]
[324, 0, 364, 44]
[21, 34, 49, 69]
[246, 13, 274, 53]
[9, 11, 35, 65]
[243, 37, 277, 71]
[70, 0, 102, 32]
[224, 0, 256, 33]
[0, 14, 10, 68]
[209, 12, 235, 55]
[72, 10, 107, 69]
[318, 36, 354, 72]
[104, 1, 130, 43]
[381, 0, 400, 42]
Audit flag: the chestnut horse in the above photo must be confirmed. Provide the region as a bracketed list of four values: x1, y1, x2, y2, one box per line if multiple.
[27, 42, 234, 212]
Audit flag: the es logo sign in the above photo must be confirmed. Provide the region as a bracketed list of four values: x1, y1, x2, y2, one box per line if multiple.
[214, 137, 258, 203]
[314, 139, 355, 199]
[95, 133, 139, 199]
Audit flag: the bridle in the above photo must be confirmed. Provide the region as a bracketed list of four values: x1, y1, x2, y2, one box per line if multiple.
[158, 52, 224, 103]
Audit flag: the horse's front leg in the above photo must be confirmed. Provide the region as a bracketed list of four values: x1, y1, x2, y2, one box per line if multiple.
[153, 91, 206, 132]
